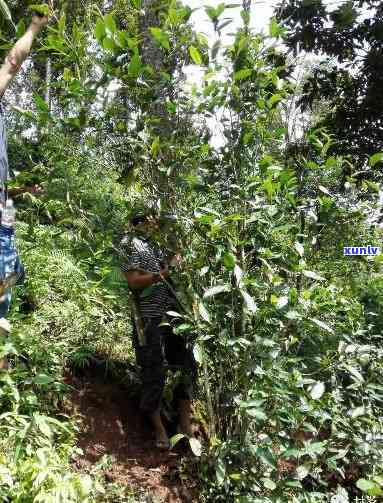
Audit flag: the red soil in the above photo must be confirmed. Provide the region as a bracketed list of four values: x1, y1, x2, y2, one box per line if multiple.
[64, 369, 199, 502]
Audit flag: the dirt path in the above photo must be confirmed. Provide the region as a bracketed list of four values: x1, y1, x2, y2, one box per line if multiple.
[64, 368, 199, 502]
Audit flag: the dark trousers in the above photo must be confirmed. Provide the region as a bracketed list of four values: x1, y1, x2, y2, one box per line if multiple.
[132, 316, 198, 414]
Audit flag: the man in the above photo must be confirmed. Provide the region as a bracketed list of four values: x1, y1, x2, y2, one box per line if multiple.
[119, 211, 197, 450]
[0, 11, 49, 370]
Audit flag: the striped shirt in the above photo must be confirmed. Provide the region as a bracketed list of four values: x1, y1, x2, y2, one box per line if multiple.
[119, 234, 177, 318]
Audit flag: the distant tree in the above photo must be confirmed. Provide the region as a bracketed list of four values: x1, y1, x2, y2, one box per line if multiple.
[276, 0, 383, 176]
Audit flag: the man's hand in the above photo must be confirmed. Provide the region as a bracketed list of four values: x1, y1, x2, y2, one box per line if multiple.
[0, 13, 50, 97]
[30, 14, 50, 32]
[159, 265, 169, 279]
[26, 184, 43, 195]
[8, 185, 44, 198]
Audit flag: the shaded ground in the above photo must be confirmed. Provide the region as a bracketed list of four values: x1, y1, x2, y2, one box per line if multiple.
[64, 365, 199, 502]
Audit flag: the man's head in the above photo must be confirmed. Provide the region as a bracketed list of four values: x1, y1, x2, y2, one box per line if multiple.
[129, 210, 177, 236]
[130, 211, 160, 236]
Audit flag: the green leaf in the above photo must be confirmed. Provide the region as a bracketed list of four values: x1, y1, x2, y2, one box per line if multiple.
[310, 381, 325, 400]
[269, 17, 282, 37]
[218, 19, 232, 31]
[189, 437, 202, 456]
[193, 344, 203, 364]
[268, 93, 282, 107]
[116, 31, 129, 49]
[369, 152, 383, 167]
[243, 132, 253, 145]
[233, 68, 252, 81]
[102, 37, 117, 52]
[206, 6, 217, 20]
[63, 67, 72, 81]
[128, 53, 142, 77]
[309, 318, 334, 334]
[130, 0, 142, 7]
[356, 479, 383, 496]
[168, 8, 179, 24]
[302, 270, 325, 281]
[189, 45, 202, 65]
[28, 3, 50, 17]
[15, 19, 25, 38]
[350, 406, 365, 418]
[255, 447, 277, 469]
[284, 480, 302, 488]
[104, 13, 117, 33]
[33, 374, 55, 385]
[318, 185, 331, 195]
[169, 433, 185, 448]
[166, 310, 183, 318]
[211, 40, 221, 60]
[0, 342, 18, 357]
[34, 414, 53, 437]
[33, 94, 49, 113]
[296, 465, 309, 480]
[150, 27, 170, 50]
[0, 0, 14, 28]
[241, 290, 257, 313]
[262, 478, 277, 490]
[198, 302, 211, 323]
[196, 33, 209, 47]
[246, 408, 267, 421]
[216, 458, 226, 486]
[223, 252, 236, 270]
[94, 18, 105, 42]
[151, 136, 160, 156]
[294, 241, 304, 257]
[204, 284, 231, 298]
[174, 323, 192, 333]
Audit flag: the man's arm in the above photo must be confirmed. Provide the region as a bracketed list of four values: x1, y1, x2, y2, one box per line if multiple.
[0, 14, 49, 98]
[8, 184, 43, 197]
[124, 267, 169, 290]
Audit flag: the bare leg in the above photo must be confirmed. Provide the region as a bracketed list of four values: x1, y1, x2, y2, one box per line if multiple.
[0, 357, 8, 370]
[179, 399, 193, 437]
[149, 408, 169, 447]
[0, 317, 11, 371]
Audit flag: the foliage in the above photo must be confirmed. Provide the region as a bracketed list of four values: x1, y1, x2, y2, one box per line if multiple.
[276, 0, 383, 173]
[0, 0, 382, 501]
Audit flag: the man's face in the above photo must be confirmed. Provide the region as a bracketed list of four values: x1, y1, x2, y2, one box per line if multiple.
[135, 216, 161, 236]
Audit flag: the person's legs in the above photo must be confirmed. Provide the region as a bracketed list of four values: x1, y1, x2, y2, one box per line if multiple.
[165, 326, 198, 437]
[132, 317, 169, 447]
[0, 231, 12, 371]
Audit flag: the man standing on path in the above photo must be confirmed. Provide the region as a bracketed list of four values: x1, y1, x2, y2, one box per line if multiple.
[119, 210, 197, 450]
[0, 12, 49, 369]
